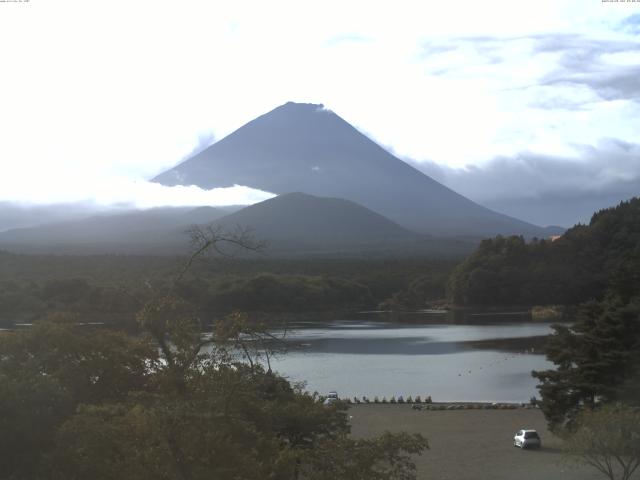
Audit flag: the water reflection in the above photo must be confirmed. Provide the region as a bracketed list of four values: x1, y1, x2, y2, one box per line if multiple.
[267, 318, 555, 403]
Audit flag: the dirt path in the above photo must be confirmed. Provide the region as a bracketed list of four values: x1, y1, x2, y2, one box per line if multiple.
[349, 405, 602, 480]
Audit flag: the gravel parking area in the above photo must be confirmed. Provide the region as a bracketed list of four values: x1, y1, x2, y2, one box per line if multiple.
[349, 405, 603, 480]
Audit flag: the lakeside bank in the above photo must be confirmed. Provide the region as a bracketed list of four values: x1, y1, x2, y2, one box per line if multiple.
[349, 405, 601, 480]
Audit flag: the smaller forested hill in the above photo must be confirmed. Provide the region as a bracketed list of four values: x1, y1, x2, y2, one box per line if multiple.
[448, 197, 640, 306]
[213, 192, 416, 244]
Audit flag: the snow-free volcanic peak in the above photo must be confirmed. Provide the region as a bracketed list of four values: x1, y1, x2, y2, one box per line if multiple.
[153, 102, 550, 237]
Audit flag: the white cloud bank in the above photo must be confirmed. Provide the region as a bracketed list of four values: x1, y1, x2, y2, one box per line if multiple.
[0, 173, 275, 209]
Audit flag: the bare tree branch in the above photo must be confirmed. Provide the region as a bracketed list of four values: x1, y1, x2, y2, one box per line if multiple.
[564, 404, 640, 480]
[179, 223, 266, 284]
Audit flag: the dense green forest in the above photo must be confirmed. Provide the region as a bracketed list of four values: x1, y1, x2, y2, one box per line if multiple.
[448, 197, 640, 306]
[0, 229, 430, 480]
[533, 294, 640, 431]
[0, 253, 456, 328]
[0, 299, 428, 480]
[493, 198, 640, 432]
[439, 199, 640, 433]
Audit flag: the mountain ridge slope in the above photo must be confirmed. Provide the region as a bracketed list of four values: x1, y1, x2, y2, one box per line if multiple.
[0, 193, 477, 256]
[153, 102, 550, 237]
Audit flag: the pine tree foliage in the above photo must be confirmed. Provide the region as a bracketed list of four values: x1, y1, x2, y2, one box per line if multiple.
[448, 197, 640, 306]
[533, 297, 640, 432]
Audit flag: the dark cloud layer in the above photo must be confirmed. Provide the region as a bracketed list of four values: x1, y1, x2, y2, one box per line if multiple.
[535, 34, 640, 102]
[410, 139, 640, 227]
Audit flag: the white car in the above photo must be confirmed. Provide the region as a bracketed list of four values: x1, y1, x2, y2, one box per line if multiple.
[514, 429, 541, 449]
[323, 391, 339, 406]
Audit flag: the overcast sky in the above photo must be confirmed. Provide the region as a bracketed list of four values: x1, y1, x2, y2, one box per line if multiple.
[0, 0, 638, 225]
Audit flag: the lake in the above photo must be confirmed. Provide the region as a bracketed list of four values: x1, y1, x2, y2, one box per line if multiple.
[265, 317, 555, 403]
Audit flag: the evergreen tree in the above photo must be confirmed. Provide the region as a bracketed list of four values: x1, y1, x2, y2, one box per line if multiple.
[533, 295, 640, 432]
[448, 197, 640, 306]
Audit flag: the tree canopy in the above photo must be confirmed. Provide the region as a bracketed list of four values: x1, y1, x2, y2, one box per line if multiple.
[448, 197, 640, 306]
[0, 229, 429, 480]
[525, 198, 640, 432]
[532, 296, 640, 432]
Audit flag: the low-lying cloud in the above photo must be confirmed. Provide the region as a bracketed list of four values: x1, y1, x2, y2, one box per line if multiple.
[0, 175, 275, 210]
[0, 176, 276, 232]
[411, 139, 640, 227]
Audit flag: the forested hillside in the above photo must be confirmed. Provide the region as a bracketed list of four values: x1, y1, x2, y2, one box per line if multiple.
[448, 198, 640, 306]
[0, 253, 456, 328]
[446, 198, 640, 432]
[523, 198, 640, 432]
[0, 240, 429, 480]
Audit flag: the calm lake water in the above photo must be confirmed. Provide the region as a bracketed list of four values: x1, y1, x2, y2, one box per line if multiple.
[265, 318, 555, 403]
